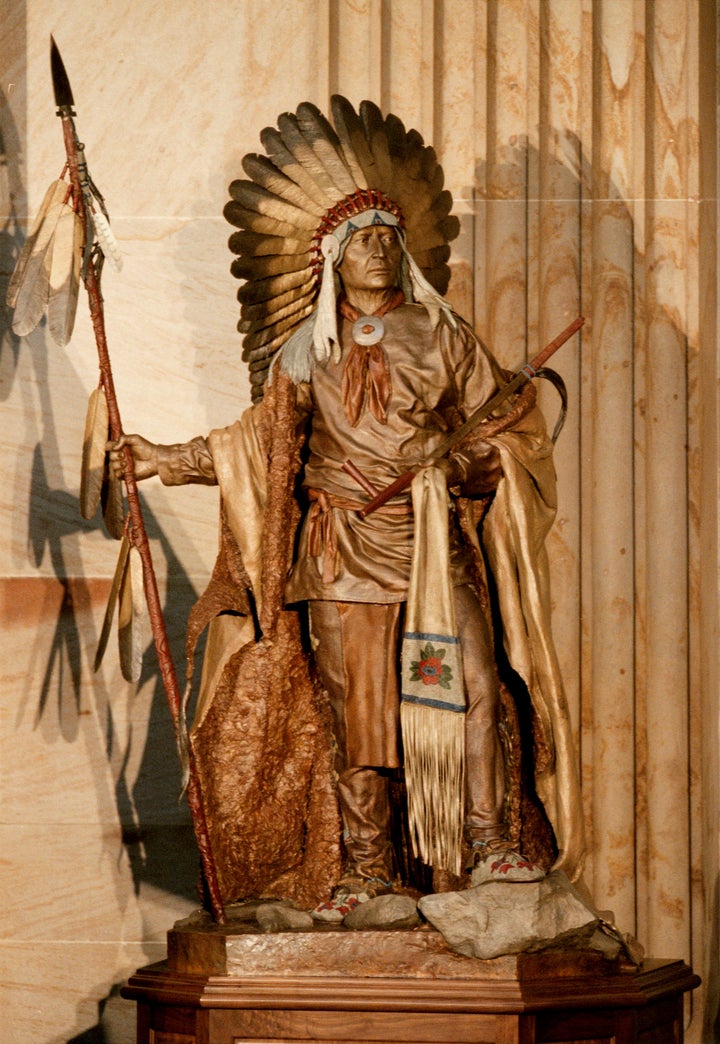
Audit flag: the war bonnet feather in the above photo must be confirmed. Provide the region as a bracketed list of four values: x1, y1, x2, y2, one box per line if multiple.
[224, 95, 460, 402]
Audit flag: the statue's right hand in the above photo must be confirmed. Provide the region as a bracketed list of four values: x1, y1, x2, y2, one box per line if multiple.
[106, 434, 159, 482]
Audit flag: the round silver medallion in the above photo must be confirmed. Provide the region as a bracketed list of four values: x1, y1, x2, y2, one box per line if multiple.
[352, 315, 385, 346]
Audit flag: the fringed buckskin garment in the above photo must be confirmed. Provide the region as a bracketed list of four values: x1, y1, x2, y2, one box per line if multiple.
[180, 305, 585, 907]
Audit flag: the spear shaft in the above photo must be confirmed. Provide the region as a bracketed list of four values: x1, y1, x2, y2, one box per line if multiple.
[52, 42, 225, 922]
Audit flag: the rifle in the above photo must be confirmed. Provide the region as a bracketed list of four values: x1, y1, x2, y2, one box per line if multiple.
[343, 316, 584, 515]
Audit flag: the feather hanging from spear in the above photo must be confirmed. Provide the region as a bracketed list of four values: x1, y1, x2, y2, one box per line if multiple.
[6, 179, 67, 310]
[101, 464, 125, 539]
[7, 178, 122, 342]
[47, 202, 83, 346]
[8, 180, 86, 345]
[9, 196, 66, 337]
[81, 379, 127, 540]
[80, 385, 109, 520]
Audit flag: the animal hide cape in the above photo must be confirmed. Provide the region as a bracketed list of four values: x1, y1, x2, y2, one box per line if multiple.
[187, 374, 342, 908]
[185, 370, 585, 908]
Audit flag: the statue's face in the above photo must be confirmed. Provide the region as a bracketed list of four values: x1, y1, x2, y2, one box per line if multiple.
[338, 225, 402, 294]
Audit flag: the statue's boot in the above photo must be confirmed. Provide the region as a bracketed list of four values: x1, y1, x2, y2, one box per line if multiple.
[311, 766, 394, 921]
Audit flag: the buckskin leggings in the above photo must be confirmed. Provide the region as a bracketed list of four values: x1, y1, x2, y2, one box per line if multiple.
[309, 584, 505, 881]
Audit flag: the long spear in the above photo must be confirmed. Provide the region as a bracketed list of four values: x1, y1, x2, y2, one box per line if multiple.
[48, 38, 225, 922]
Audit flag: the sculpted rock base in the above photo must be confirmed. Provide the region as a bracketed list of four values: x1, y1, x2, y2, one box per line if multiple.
[256, 901, 315, 933]
[418, 870, 602, 960]
[175, 872, 642, 964]
[342, 893, 421, 931]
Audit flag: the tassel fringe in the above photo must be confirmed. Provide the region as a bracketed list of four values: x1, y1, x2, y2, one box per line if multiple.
[401, 700, 465, 875]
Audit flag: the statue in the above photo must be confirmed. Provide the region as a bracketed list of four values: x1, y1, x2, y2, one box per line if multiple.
[110, 97, 585, 921]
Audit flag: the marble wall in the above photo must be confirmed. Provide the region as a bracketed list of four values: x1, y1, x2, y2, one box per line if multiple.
[1, 1, 717, 1041]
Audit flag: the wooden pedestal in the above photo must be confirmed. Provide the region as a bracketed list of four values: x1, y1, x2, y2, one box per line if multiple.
[122, 921, 700, 1044]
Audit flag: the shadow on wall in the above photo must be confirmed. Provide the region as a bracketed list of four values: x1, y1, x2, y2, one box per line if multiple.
[22, 444, 203, 907]
[65, 984, 130, 1044]
[12, 367, 204, 908]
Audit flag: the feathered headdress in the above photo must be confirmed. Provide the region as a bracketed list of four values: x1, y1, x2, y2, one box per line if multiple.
[224, 96, 460, 401]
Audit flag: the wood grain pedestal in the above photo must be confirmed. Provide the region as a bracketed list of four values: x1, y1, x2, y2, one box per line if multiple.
[121, 920, 700, 1044]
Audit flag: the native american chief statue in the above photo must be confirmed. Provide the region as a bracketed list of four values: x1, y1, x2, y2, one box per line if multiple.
[111, 96, 585, 919]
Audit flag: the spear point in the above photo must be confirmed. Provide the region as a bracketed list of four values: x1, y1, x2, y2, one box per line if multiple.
[50, 36, 75, 117]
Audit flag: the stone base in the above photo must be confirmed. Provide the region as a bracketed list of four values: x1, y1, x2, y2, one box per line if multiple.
[121, 921, 700, 1043]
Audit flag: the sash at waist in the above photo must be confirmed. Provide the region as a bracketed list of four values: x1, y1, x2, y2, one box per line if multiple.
[306, 487, 413, 584]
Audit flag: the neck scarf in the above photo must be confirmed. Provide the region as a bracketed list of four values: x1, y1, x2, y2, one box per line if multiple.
[339, 289, 404, 427]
